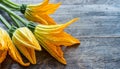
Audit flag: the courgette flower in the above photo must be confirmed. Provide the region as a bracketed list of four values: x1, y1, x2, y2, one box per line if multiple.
[33, 18, 80, 64]
[24, 0, 61, 25]
[0, 28, 30, 66]
[12, 27, 41, 64]
[0, 28, 8, 63]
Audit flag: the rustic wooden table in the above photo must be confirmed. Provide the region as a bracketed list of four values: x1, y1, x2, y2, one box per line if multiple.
[0, 0, 120, 69]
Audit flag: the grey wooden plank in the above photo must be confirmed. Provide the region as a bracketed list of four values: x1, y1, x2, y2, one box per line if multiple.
[64, 37, 120, 69]
[53, 5, 120, 15]
[63, 16, 120, 36]
[12, 0, 120, 5]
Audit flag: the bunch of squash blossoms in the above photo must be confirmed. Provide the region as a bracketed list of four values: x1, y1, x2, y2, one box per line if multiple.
[0, 0, 80, 66]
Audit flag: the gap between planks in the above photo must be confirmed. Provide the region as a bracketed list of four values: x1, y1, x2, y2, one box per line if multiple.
[75, 35, 120, 38]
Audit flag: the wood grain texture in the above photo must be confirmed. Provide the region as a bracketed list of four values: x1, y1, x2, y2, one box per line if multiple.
[11, 0, 120, 5]
[0, 0, 120, 69]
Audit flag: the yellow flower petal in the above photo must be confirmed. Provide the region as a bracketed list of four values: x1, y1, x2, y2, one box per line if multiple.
[0, 28, 8, 50]
[33, 14, 56, 25]
[51, 18, 79, 33]
[35, 18, 80, 46]
[8, 42, 30, 66]
[35, 34, 66, 64]
[12, 27, 39, 64]
[28, 0, 49, 8]
[12, 27, 41, 51]
[31, 2, 61, 14]
[15, 45, 36, 64]
[46, 32, 80, 46]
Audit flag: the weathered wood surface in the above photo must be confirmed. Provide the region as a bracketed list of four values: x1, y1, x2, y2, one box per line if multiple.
[0, 0, 120, 69]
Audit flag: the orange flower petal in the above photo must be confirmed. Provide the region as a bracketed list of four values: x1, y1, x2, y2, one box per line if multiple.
[0, 51, 7, 63]
[35, 14, 56, 25]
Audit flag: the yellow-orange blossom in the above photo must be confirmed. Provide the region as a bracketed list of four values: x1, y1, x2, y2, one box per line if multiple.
[25, 0, 61, 25]
[0, 28, 30, 66]
[12, 27, 41, 64]
[34, 18, 80, 64]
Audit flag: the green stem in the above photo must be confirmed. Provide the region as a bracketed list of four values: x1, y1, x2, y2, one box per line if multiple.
[5, 0, 19, 7]
[9, 14, 20, 27]
[1, 0, 20, 10]
[0, 15, 11, 29]
[0, 4, 28, 26]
